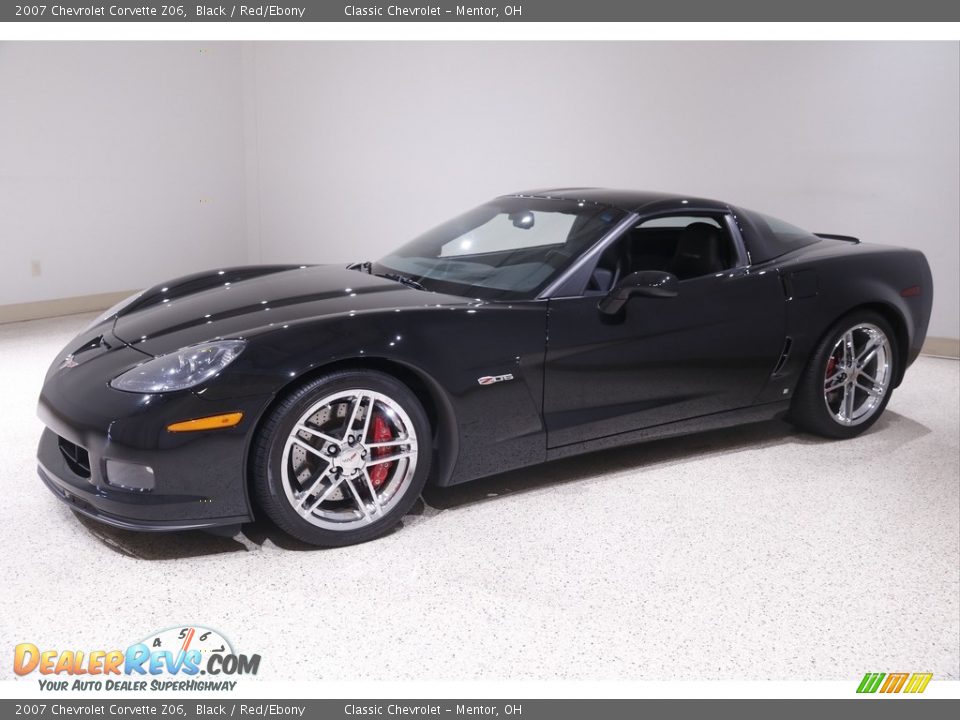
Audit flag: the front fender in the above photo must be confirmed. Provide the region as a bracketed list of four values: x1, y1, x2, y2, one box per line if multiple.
[199, 301, 551, 486]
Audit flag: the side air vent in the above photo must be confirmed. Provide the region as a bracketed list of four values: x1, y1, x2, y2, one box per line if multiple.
[772, 337, 793, 376]
[782, 270, 818, 300]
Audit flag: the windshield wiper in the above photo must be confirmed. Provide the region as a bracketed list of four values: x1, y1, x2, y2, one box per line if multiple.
[347, 260, 373, 274]
[374, 272, 427, 292]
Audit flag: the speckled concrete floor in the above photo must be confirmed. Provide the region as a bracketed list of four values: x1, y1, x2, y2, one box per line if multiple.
[1, 313, 957, 681]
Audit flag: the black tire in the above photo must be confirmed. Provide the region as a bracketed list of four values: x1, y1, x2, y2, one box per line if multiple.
[251, 369, 432, 547]
[789, 310, 898, 439]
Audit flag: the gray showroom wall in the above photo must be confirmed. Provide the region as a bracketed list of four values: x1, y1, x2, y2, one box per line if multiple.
[2, 42, 957, 341]
[0, 42, 247, 307]
[247, 42, 960, 340]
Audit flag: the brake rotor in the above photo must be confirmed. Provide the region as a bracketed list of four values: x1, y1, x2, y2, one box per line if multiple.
[293, 404, 343, 498]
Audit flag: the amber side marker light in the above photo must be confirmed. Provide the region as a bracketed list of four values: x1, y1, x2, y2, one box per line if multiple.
[167, 412, 244, 433]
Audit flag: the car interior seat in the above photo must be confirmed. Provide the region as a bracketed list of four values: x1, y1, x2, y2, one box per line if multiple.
[669, 222, 728, 280]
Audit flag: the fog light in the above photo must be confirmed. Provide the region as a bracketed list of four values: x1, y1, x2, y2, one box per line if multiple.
[104, 460, 155, 492]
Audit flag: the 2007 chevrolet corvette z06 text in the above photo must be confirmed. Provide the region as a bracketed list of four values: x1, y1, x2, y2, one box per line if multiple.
[36, 188, 933, 546]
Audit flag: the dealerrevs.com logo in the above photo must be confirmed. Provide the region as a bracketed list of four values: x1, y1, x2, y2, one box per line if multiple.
[14, 626, 261, 692]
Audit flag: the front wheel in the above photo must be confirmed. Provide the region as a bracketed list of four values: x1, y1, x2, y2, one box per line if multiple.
[251, 370, 431, 547]
[790, 311, 898, 439]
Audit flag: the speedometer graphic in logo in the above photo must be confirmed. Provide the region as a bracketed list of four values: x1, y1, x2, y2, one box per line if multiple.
[140, 625, 233, 665]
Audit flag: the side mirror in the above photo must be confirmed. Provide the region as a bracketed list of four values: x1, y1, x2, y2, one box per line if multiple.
[598, 271, 679, 315]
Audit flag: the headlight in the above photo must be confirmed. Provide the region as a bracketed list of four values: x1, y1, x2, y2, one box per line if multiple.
[110, 340, 246, 393]
[84, 290, 144, 332]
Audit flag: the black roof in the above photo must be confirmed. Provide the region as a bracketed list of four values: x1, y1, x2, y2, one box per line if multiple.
[506, 187, 730, 214]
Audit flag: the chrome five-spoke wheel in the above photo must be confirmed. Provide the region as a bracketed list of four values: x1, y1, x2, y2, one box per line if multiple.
[790, 310, 898, 439]
[822, 323, 892, 426]
[281, 390, 418, 530]
[252, 370, 431, 546]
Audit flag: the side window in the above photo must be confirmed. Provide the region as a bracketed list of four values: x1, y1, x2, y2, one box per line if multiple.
[586, 214, 737, 292]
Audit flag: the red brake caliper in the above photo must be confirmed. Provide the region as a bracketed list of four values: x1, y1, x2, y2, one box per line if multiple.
[369, 414, 394, 489]
[826, 355, 837, 380]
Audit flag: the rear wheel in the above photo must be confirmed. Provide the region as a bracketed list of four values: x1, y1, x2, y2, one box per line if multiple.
[251, 370, 431, 547]
[790, 311, 897, 439]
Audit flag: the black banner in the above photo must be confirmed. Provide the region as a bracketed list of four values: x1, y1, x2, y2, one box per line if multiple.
[4, 0, 960, 22]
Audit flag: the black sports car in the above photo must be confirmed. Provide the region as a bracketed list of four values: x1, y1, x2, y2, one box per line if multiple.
[37, 188, 933, 546]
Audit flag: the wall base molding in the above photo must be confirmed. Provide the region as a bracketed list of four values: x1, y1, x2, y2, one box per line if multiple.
[0, 290, 137, 325]
[1, 291, 959, 359]
[922, 336, 960, 359]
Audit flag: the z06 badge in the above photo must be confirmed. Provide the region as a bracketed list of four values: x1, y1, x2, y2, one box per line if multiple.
[477, 374, 515, 386]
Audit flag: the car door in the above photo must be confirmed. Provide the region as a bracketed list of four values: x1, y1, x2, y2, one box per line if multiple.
[542, 213, 787, 449]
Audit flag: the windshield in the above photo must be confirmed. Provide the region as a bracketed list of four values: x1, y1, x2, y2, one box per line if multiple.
[371, 198, 626, 300]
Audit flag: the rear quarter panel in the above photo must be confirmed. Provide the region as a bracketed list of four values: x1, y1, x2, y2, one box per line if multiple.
[755, 240, 932, 402]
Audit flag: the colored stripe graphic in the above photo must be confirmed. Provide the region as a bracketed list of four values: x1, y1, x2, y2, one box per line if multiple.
[903, 673, 933, 694]
[857, 673, 885, 693]
[857, 672, 933, 694]
[880, 673, 909, 693]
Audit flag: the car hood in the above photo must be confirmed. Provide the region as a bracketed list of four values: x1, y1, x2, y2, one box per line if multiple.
[113, 264, 473, 356]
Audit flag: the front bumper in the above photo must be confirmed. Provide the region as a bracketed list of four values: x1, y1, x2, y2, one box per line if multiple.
[35, 329, 272, 532]
[37, 444, 248, 531]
